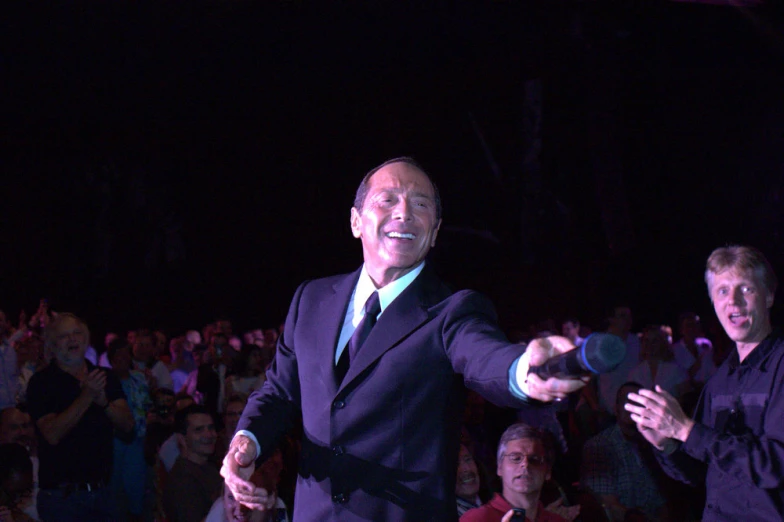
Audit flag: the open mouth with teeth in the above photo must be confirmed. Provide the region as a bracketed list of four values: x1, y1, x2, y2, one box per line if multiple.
[458, 473, 477, 485]
[386, 231, 416, 240]
[728, 312, 749, 326]
[67, 343, 81, 352]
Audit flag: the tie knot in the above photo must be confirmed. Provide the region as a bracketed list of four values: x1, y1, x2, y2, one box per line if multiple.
[364, 291, 381, 318]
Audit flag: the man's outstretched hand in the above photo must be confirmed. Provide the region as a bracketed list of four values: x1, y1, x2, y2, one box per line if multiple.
[220, 434, 271, 510]
[524, 336, 589, 402]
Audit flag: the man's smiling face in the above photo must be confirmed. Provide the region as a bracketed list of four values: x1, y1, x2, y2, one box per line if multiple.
[350, 161, 441, 287]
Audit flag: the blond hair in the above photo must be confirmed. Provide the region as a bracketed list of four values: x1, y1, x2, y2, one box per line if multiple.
[705, 245, 777, 296]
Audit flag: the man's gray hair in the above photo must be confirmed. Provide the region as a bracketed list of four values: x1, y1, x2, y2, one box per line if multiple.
[496, 422, 555, 465]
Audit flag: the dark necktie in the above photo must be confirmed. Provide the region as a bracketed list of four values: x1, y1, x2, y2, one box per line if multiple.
[336, 291, 381, 383]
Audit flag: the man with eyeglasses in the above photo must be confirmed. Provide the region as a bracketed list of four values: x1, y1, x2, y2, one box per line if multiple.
[461, 423, 570, 522]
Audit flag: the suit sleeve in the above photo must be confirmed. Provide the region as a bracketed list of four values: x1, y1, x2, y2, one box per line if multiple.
[235, 281, 306, 463]
[441, 290, 527, 409]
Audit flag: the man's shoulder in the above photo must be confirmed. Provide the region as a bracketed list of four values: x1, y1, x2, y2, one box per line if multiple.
[460, 503, 505, 522]
[27, 363, 60, 391]
[460, 493, 510, 522]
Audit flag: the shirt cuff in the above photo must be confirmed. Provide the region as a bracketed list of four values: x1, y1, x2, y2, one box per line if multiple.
[234, 429, 261, 460]
[508, 348, 532, 402]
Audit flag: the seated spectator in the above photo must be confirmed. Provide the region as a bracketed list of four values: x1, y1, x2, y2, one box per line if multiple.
[182, 344, 218, 407]
[214, 394, 246, 461]
[0, 443, 35, 522]
[456, 444, 492, 517]
[671, 311, 716, 386]
[561, 318, 584, 348]
[0, 408, 38, 520]
[628, 326, 690, 402]
[154, 331, 169, 365]
[98, 332, 118, 368]
[224, 345, 265, 399]
[132, 330, 173, 391]
[205, 451, 289, 522]
[167, 337, 192, 393]
[15, 335, 45, 405]
[580, 382, 669, 521]
[158, 393, 197, 472]
[147, 388, 176, 428]
[163, 404, 221, 522]
[461, 423, 572, 522]
[0, 309, 28, 410]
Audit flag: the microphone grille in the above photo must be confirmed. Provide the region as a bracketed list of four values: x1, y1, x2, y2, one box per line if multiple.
[583, 333, 627, 374]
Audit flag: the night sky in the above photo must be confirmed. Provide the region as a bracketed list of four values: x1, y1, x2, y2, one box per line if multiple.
[3, 2, 784, 338]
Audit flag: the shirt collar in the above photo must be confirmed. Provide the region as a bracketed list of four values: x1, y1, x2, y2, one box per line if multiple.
[730, 328, 781, 371]
[355, 262, 425, 317]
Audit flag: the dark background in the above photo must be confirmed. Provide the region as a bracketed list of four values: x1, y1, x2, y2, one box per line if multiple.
[3, 1, 783, 338]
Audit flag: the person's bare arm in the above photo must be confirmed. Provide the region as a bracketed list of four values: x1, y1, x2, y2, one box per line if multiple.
[104, 398, 135, 434]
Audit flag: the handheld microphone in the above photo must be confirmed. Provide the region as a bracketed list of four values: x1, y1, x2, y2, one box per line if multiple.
[528, 333, 626, 379]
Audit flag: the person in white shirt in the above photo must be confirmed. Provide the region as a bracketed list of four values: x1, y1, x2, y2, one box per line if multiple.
[132, 330, 174, 391]
[671, 312, 715, 385]
[598, 306, 641, 414]
[628, 326, 690, 402]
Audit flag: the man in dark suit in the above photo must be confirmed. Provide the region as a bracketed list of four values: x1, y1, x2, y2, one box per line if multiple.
[221, 158, 586, 521]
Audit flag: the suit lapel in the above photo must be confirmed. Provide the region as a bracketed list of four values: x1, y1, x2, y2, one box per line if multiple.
[338, 267, 436, 392]
[317, 268, 361, 396]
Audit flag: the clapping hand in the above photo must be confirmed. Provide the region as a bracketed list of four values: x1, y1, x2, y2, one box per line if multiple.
[624, 385, 694, 450]
[82, 369, 108, 407]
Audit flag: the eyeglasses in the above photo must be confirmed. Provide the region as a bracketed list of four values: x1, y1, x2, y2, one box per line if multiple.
[501, 453, 546, 466]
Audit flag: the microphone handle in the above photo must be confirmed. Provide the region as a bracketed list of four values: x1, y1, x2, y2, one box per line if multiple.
[528, 350, 589, 379]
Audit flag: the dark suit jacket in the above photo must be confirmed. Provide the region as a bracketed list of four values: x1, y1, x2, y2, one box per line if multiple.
[237, 265, 526, 521]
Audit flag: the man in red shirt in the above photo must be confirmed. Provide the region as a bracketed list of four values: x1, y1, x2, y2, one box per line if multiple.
[461, 423, 573, 522]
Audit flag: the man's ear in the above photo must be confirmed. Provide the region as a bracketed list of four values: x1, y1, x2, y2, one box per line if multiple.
[350, 207, 362, 239]
[766, 290, 775, 309]
[176, 433, 187, 454]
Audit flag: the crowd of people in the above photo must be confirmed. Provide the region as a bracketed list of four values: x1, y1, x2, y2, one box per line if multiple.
[0, 307, 291, 522]
[0, 290, 730, 522]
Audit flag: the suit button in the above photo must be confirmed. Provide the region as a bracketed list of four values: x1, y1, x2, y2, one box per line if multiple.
[332, 493, 348, 504]
[333, 400, 346, 409]
[332, 445, 344, 456]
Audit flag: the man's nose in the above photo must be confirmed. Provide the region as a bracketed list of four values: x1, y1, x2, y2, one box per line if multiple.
[730, 287, 746, 305]
[392, 198, 413, 220]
